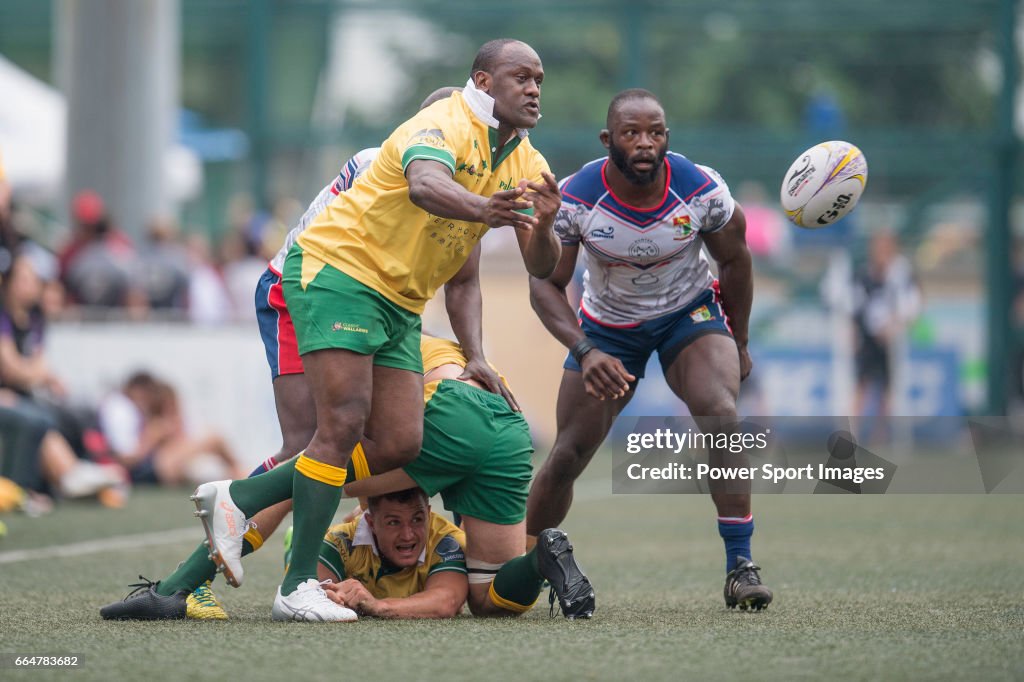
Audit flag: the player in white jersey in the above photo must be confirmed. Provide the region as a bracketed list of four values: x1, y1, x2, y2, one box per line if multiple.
[526, 89, 773, 610]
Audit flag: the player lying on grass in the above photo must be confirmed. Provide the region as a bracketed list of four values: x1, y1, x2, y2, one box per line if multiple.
[99, 336, 594, 620]
[300, 487, 468, 619]
[101, 486, 469, 620]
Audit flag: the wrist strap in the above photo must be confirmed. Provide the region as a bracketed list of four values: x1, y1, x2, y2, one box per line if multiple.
[570, 337, 596, 365]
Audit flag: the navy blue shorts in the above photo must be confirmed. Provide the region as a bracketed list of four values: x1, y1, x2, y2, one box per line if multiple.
[563, 288, 732, 379]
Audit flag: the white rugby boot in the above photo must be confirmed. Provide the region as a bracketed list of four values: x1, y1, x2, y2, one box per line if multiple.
[271, 579, 358, 622]
[190, 480, 247, 587]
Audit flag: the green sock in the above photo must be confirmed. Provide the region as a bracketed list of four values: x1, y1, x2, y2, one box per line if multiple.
[280, 467, 343, 595]
[156, 538, 259, 596]
[228, 458, 297, 517]
[491, 547, 545, 609]
[157, 544, 218, 596]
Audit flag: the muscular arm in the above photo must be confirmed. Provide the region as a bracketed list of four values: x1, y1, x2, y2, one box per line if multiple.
[445, 247, 518, 410]
[701, 203, 753, 379]
[323, 570, 467, 619]
[405, 160, 535, 230]
[528, 241, 584, 349]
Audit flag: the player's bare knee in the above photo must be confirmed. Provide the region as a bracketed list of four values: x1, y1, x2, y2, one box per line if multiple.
[371, 426, 423, 469]
[546, 442, 598, 482]
[311, 407, 366, 462]
[691, 396, 738, 421]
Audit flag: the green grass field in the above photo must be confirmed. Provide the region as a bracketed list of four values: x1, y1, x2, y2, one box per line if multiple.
[1, 454, 1022, 682]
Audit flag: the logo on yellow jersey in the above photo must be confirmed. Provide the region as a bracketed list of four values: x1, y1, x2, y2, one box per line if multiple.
[456, 160, 487, 178]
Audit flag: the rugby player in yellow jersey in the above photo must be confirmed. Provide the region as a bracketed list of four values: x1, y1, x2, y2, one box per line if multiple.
[185, 39, 561, 621]
[311, 488, 469, 619]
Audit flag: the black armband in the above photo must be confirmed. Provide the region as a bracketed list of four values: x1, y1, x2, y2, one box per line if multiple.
[570, 337, 597, 365]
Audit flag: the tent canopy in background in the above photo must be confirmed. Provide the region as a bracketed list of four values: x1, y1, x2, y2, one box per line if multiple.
[0, 53, 202, 205]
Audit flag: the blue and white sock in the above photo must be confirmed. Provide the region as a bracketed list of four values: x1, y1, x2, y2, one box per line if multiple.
[717, 514, 754, 573]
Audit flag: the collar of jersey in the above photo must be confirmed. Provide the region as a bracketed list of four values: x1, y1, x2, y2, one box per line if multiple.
[461, 78, 533, 140]
[353, 514, 427, 565]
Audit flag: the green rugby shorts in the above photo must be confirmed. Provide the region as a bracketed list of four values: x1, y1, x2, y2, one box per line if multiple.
[282, 245, 422, 373]
[405, 380, 533, 525]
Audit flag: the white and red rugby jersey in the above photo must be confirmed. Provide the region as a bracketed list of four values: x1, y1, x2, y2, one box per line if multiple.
[556, 152, 736, 327]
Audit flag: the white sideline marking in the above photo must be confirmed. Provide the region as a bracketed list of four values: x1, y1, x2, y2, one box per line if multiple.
[0, 480, 616, 566]
[0, 526, 202, 565]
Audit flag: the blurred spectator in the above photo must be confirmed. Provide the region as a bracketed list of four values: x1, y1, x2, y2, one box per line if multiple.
[99, 371, 245, 485]
[220, 223, 267, 322]
[134, 216, 190, 312]
[0, 251, 123, 507]
[1, 251, 66, 400]
[0, 149, 20, 280]
[851, 229, 922, 417]
[185, 233, 233, 325]
[0, 144, 11, 225]
[737, 181, 791, 265]
[0, 392, 124, 510]
[58, 190, 146, 313]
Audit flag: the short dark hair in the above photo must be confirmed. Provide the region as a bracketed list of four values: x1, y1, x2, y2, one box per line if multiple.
[606, 88, 662, 128]
[124, 370, 159, 392]
[367, 487, 428, 512]
[470, 38, 521, 76]
[419, 86, 461, 110]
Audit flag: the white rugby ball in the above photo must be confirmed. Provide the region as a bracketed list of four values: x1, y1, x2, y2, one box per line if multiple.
[780, 140, 868, 228]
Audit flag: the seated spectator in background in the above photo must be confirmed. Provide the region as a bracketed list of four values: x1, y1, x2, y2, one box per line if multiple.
[219, 223, 266, 323]
[1, 250, 68, 402]
[134, 217, 190, 313]
[58, 191, 146, 313]
[184, 233, 233, 325]
[0, 390, 123, 510]
[99, 371, 244, 485]
[0, 251, 123, 507]
[0, 145, 10, 224]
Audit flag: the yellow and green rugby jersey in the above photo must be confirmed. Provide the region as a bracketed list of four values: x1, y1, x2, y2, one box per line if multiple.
[420, 335, 510, 403]
[296, 86, 551, 314]
[319, 512, 466, 600]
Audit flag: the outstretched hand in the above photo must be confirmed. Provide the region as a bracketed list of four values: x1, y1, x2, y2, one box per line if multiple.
[522, 171, 561, 224]
[480, 183, 537, 230]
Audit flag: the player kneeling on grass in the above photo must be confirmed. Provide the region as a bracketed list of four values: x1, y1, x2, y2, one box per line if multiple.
[98, 486, 467, 621]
